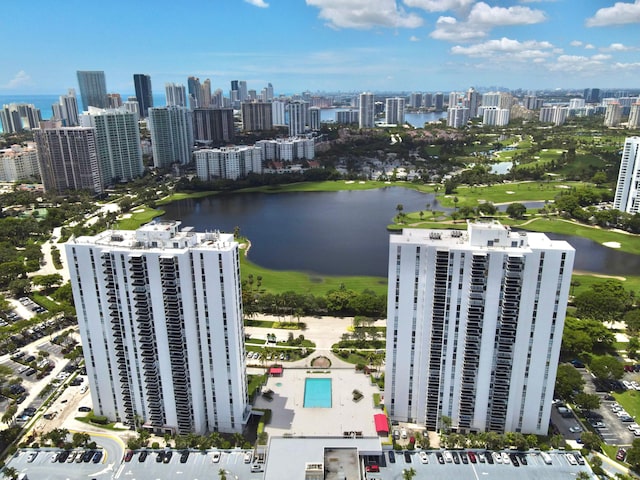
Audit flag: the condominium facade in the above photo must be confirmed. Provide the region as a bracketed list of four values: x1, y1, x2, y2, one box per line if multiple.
[148, 106, 193, 168]
[34, 123, 103, 194]
[539, 106, 568, 126]
[447, 106, 469, 128]
[385, 221, 574, 435]
[79, 107, 144, 185]
[385, 97, 405, 125]
[52, 90, 79, 127]
[195, 146, 262, 180]
[604, 102, 622, 127]
[359, 92, 375, 128]
[613, 137, 640, 214]
[165, 83, 187, 107]
[288, 101, 309, 136]
[65, 222, 250, 435]
[0, 144, 40, 182]
[0, 103, 42, 133]
[256, 137, 315, 161]
[628, 103, 640, 129]
[241, 102, 273, 132]
[192, 108, 235, 145]
[77, 71, 108, 109]
[482, 107, 510, 127]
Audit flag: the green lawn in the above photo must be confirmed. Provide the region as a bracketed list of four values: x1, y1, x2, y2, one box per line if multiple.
[114, 206, 164, 230]
[438, 181, 597, 207]
[239, 249, 387, 296]
[613, 390, 640, 421]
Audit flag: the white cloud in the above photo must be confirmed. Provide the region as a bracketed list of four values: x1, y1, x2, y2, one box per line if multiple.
[306, 0, 423, 29]
[1, 70, 32, 89]
[244, 0, 269, 7]
[402, 0, 474, 12]
[430, 2, 546, 42]
[547, 53, 640, 75]
[450, 37, 554, 61]
[570, 40, 582, 47]
[585, 43, 595, 49]
[602, 42, 634, 51]
[409, 35, 420, 41]
[586, 0, 640, 27]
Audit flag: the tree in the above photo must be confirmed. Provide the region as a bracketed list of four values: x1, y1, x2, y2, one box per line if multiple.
[624, 438, 640, 470]
[506, 202, 527, 219]
[574, 392, 600, 412]
[579, 431, 600, 451]
[575, 472, 591, 480]
[575, 280, 634, 323]
[44, 428, 69, 447]
[555, 364, 585, 400]
[590, 355, 624, 381]
[402, 467, 416, 480]
[2, 466, 18, 480]
[1, 403, 17, 426]
[628, 337, 639, 359]
[218, 469, 227, 480]
[625, 309, 640, 334]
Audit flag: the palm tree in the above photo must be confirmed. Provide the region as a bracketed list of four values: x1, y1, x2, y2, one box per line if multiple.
[396, 204, 404, 223]
[402, 467, 417, 480]
[218, 469, 227, 480]
[1, 403, 17, 426]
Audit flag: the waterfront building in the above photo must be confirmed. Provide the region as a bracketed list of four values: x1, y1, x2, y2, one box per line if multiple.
[385, 97, 405, 125]
[466, 88, 480, 118]
[192, 108, 235, 145]
[256, 137, 314, 161]
[539, 106, 568, 126]
[202, 79, 212, 108]
[147, 106, 193, 168]
[77, 71, 108, 109]
[433, 93, 444, 111]
[309, 107, 321, 130]
[447, 106, 469, 128]
[629, 103, 640, 129]
[0, 103, 42, 133]
[65, 221, 250, 434]
[336, 110, 359, 124]
[584, 88, 600, 103]
[195, 146, 262, 180]
[79, 107, 143, 185]
[423, 93, 433, 109]
[107, 93, 123, 108]
[409, 93, 422, 109]
[0, 143, 40, 182]
[241, 102, 273, 132]
[34, 122, 102, 194]
[133, 74, 154, 118]
[448, 92, 460, 108]
[166, 83, 187, 108]
[604, 102, 622, 127]
[613, 137, 640, 214]
[123, 101, 139, 116]
[385, 221, 574, 434]
[569, 98, 585, 110]
[359, 92, 375, 128]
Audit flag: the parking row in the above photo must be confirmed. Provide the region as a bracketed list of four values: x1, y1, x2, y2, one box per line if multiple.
[26, 449, 103, 465]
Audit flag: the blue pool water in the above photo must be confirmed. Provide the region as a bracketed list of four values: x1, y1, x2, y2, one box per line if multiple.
[304, 378, 332, 408]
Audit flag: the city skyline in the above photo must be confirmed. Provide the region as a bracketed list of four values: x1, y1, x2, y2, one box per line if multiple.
[1, 1, 639, 96]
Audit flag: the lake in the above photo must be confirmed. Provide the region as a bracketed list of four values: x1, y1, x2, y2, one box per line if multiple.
[160, 188, 640, 278]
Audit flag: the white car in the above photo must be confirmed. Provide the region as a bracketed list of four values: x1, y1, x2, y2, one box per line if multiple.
[419, 452, 429, 464]
[569, 426, 583, 433]
[501, 452, 510, 464]
[492, 452, 502, 464]
[211, 451, 220, 463]
[565, 453, 578, 465]
[443, 451, 453, 463]
[244, 451, 253, 463]
[627, 423, 639, 431]
[540, 452, 552, 465]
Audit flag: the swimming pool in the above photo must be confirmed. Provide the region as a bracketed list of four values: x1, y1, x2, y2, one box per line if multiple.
[303, 377, 332, 408]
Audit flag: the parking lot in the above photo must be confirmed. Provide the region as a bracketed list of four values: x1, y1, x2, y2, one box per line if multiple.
[370, 449, 591, 480]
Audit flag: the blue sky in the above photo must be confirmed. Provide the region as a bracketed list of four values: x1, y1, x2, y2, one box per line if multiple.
[1, 0, 639, 96]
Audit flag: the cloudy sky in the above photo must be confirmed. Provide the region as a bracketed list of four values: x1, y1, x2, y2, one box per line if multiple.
[1, 0, 639, 95]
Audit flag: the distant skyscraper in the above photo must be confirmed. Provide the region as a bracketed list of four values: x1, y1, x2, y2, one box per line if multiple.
[241, 102, 273, 132]
[466, 88, 480, 118]
[584, 88, 601, 103]
[482, 107, 510, 126]
[272, 101, 286, 125]
[0, 103, 42, 133]
[423, 93, 433, 109]
[77, 71, 108, 109]
[202, 79, 212, 108]
[66, 221, 250, 434]
[165, 83, 187, 107]
[133, 74, 153, 118]
[336, 110, 359, 124]
[359, 92, 375, 128]
[34, 122, 102, 194]
[447, 106, 469, 128]
[385, 221, 574, 434]
[629, 103, 640, 129]
[187, 77, 203, 110]
[539, 106, 568, 126]
[238, 81, 248, 103]
[613, 137, 640, 214]
[79, 107, 144, 185]
[448, 92, 460, 108]
[385, 97, 405, 125]
[148, 106, 193, 168]
[604, 102, 622, 127]
[309, 107, 321, 130]
[434, 93, 444, 111]
[192, 108, 235, 145]
[106, 93, 122, 109]
[265, 83, 274, 101]
[409, 93, 423, 109]
[288, 101, 309, 136]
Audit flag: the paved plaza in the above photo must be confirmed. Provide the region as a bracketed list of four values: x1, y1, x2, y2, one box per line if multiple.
[254, 367, 384, 438]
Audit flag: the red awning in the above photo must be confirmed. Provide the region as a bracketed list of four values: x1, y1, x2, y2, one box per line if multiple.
[374, 413, 388, 434]
[269, 367, 283, 376]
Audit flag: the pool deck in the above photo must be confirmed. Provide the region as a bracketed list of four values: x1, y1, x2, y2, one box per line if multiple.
[254, 368, 383, 438]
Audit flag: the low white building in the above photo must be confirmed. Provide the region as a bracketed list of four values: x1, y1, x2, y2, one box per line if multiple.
[0, 143, 40, 182]
[195, 145, 262, 180]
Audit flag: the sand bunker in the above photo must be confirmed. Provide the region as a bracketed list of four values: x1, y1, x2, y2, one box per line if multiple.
[603, 241, 621, 249]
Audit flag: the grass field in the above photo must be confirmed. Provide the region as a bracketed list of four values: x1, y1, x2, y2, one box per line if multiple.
[438, 181, 596, 207]
[613, 390, 640, 422]
[239, 246, 387, 296]
[114, 206, 164, 230]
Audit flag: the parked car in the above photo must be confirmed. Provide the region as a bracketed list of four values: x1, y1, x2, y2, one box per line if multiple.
[163, 451, 173, 463]
[617, 448, 627, 461]
[180, 451, 189, 463]
[124, 450, 134, 462]
[365, 465, 380, 472]
[211, 451, 220, 463]
[244, 451, 252, 463]
[92, 451, 103, 463]
[27, 452, 38, 463]
[138, 450, 148, 462]
[419, 451, 429, 464]
[436, 452, 444, 464]
[404, 451, 412, 463]
[388, 451, 395, 463]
